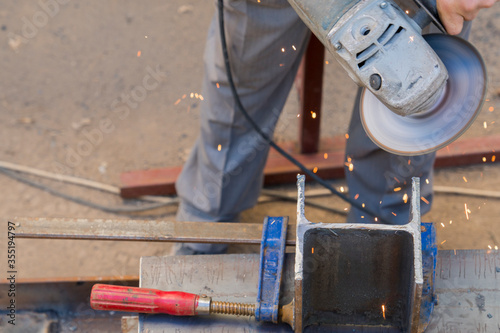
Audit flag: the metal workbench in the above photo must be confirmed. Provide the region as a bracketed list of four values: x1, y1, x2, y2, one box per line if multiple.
[138, 250, 499, 332]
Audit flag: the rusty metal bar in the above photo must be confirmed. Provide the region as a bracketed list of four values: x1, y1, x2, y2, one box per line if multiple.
[12, 217, 297, 246]
[297, 34, 325, 154]
[120, 135, 500, 198]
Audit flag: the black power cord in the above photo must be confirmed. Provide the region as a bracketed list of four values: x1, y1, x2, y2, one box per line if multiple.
[217, 0, 390, 224]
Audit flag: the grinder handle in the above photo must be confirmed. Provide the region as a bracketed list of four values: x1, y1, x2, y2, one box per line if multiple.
[90, 284, 202, 315]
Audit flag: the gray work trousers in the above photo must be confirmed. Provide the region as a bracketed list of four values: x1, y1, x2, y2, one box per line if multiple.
[175, 0, 469, 252]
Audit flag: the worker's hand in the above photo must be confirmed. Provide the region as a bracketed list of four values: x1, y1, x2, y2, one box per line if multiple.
[437, 0, 498, 35]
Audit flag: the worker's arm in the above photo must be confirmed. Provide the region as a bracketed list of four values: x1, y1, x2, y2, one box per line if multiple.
[437, 0, 498, 35]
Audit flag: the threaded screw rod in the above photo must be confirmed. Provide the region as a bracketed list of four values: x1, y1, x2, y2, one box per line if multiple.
[210, 301, 255, 316]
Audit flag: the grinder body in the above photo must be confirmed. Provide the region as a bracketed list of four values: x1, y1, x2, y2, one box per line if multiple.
[288, 0, 487, 155]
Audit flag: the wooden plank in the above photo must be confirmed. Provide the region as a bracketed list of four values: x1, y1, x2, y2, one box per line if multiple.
[120, 135, 500, 198]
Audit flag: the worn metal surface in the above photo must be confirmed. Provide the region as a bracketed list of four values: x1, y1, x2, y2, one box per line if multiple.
[139, 254, 295, 332]
[0, 311, 58, 333]
[122, 316, 139, 333]
[294, 175, 423, 332]
[256, 216, 289, 323]
[0, 277, 138, 332]
[426, 250, 500, 332]
[419, 222, 438, 332]
[13, 217, 296, 245]
[139, 250, 499, 332]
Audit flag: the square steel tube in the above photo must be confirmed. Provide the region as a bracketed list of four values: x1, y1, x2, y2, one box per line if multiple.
[294, 176, 423, 332]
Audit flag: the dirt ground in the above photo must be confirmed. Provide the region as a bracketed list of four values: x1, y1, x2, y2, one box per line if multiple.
[0, 1, 499, 281]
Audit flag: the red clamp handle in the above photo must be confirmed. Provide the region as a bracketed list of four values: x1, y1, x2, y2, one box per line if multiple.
[90, 284, 201, 316]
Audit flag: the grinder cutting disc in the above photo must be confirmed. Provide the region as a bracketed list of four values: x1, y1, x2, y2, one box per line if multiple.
[360, 34, 487, 156]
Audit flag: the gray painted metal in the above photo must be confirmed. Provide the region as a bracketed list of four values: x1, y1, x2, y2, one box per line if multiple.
[426, 250, 500, 332]
[288, 0, 448, 117]
[139, 254, 295, 332]
[139, 251, 499, 332]
[13, 217, 296, 245]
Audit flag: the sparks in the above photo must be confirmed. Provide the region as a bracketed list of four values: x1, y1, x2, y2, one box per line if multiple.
[425, 179, 429, 184]
[382, 305, 386, 320]
[421, 197, 429, 204]
[345, 133, 349, 139]
[217, 144, 222, 152]
[137, 50, 141, 57]
[312, 247, 315, 254]
[190, 92, 194, 98]
[216, 82, 220, 89]
[483, 157, 487, 162]
[464, 203, 470, 220]
[281, 47, 285, 52]
[311, 111, 317, 119]
[441, 240, 447, 245]
[495, 246, 499, 250]
[489, 106, 494, 112]
[313, 167, 318, 173]
[174, 99, 181, 105]
[392, 212, 397, 216]
[292, 45, 296, 51]
[340, 186, 345, 193]
[488, 245, 492, 250]
[325, 60, 329, 64]
[492, 155, 496, 162]
[449, 220, 452, 224]
[324, 153, 328, 159]
[145, 35, 148, 38]
[348, 163, 354, 172]
[403, 193, 408, 204]
[484, 121, 488, 129]
[394, 187, 402, 192]
[362, 203, 365, 208]
[405, 10, 410, 14]
[463, 176, 468, 183]
[441, 222, 445, 228]
[354, 194, 359, 200]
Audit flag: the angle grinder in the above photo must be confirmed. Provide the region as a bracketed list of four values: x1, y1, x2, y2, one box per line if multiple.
[288, 0, 487, 155]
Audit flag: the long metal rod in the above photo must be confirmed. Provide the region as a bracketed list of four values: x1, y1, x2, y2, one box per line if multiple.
[12, 217, 297, 245]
